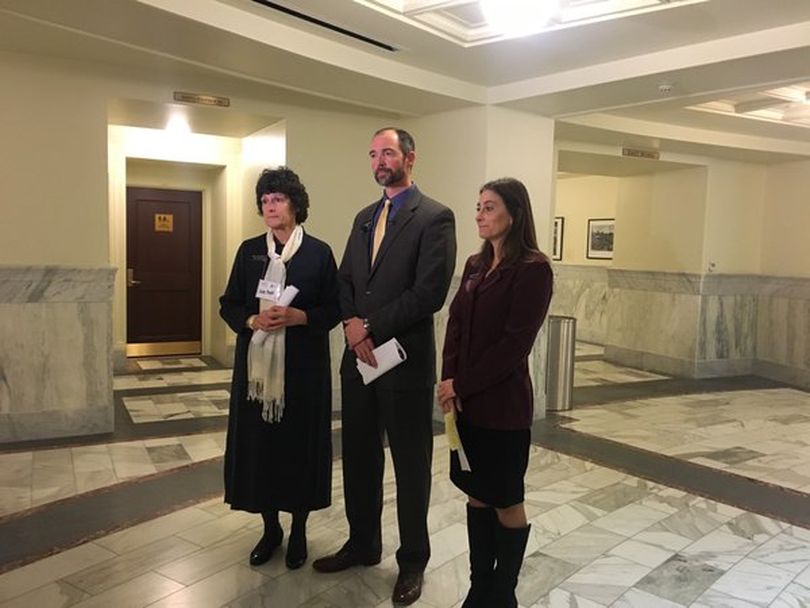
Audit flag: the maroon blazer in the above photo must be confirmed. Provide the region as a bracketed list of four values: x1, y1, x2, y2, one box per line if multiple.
[442, 253, 553, 430]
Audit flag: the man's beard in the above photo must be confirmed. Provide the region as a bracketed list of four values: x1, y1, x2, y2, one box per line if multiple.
[374, 166, 406, 187]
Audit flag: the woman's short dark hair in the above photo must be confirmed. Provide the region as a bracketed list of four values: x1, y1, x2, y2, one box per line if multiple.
[255, 166, 309, 224]
[479, 177, 545, 267]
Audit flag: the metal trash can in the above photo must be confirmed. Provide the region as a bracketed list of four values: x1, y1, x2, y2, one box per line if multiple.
[546, 315, 576, 412]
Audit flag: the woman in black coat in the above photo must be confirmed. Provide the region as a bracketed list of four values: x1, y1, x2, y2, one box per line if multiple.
[219, 167, 340, 570]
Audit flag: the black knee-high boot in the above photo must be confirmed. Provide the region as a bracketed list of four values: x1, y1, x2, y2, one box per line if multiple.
[249, 510, 283, 566]
[286, 510, 309, 569]
[487, 522, 531, 608]
[462, 504, 497, 608]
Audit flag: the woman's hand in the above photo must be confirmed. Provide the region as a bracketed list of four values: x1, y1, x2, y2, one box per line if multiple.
[439, 397, 460, 414]
[257, 306, 307, 331]
[437, 379, 461, 413]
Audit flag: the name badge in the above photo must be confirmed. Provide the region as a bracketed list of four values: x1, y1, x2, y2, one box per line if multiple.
[256, 279, 282, 301]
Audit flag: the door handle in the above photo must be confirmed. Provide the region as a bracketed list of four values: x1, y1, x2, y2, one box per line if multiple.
[127, 268, 142, 287]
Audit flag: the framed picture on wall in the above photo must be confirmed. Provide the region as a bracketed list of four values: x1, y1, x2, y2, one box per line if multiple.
[586, 218, 615, 259]
[552, 217, 564, 261]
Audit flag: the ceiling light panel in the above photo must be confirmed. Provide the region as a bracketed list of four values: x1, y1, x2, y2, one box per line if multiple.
[354, 0, 710, 46]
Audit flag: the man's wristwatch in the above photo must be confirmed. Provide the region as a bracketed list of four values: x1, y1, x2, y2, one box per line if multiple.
[362, 318, 371, 332]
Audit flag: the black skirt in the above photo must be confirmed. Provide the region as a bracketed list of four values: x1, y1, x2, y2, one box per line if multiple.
[450, 419, 531, 508]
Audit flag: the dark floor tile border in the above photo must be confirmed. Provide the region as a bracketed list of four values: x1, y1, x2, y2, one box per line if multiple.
[0, 459, 225, 574]
[572, 375, 791, 407]
[532, 419, 810, 529]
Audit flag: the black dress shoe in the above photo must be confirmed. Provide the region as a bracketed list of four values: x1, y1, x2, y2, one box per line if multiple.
[285, 530, 308, 570]
[392, 570, 424, 606]
[249, 526, 283, 566]
[312, 545, 381, 573]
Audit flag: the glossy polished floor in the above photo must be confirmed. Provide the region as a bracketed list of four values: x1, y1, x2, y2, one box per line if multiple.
[1, 347, 809, 607]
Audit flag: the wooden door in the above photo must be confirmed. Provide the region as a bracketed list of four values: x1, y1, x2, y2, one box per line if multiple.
[126, 187, 202, 357]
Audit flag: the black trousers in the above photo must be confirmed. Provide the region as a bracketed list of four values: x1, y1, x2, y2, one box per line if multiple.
[340, 376, 433, 572]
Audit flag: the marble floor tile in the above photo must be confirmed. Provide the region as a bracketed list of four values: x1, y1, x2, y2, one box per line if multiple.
[541, 524, 625, 566]
[64, 535, 201, 595]
[108, 443, 156, 479]
[225, 564, 349, 608]
[95, 506, 218, 554]
[113, 369, 232, 390]
[709, 557, 795, 606]
[176, 510, 261, 548]
[748, 532, 810, 575]
[0, 485, 32, 516]
[576, 482, 650, 512]
[68, 571, 183, 608]
[590, 503, 669, 538]
[517, 551, 580, 607]
[690, 588, 763, 608]
[679, 529, 760, 571]
[0, 543, 116, 603]
[647, 506, 727, 542]
[418, 553, 468, 608]
[531, 588, 607, 607]
[795, 562, 810, 587]
[770, 581, 810, 608]
[524, 480, 593, 508]
[608, 539, 675, 569]
[136, 358, 208, 370]
[559, 555, 651, 605]
[612, 587, 685, 608]
[635, 554, 724, 606]
[0, 580, 88, 608]
[529, 502, 606, 548]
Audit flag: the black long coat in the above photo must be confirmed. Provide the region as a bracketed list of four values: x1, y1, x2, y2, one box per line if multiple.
[219, 231, 340, 512]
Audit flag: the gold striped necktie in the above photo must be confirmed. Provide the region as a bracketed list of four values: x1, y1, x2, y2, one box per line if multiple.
[371, 199, 390, 264]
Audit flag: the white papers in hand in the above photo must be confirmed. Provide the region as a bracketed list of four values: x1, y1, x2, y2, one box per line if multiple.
[250, 285, 300, 346]
[356, 338, 407, 385]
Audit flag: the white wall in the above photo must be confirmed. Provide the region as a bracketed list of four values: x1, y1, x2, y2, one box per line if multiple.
[0, 52, 108, 266]
[703, 160, 765, 275]
[404, 106, 489, 267]
[761, 159, 810, 278]
[615, 167, 708, 273]
[555, 175, 619, 266]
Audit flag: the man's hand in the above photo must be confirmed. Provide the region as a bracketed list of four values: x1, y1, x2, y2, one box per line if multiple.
[343, 316, 369, 348]
[437, 379, 461, 412]
[352, 336, 377, 367]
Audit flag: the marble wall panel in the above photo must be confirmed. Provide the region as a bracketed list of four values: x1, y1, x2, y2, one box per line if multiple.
[0, 266, 115, 442]
[605, 288, 700, 364]
[550, 265, 608, 344]
[757, 294, 810, 389]
[697, 294, 758, 363]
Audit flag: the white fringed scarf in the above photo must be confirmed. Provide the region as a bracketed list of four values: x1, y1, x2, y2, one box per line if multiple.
[247, 225, 303, 422]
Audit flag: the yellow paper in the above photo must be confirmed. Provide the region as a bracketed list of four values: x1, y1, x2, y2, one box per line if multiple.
[444, 411, 461, 450]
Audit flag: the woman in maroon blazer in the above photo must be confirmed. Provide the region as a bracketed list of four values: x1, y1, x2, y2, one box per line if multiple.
[438, 177, 553, 608]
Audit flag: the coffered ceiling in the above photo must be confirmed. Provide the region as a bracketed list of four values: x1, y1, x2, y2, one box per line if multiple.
[2, 0, 809, 164]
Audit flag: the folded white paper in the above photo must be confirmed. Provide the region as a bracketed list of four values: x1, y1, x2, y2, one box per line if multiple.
[250, 285, 300, 346]
[356, 338, 407, 385]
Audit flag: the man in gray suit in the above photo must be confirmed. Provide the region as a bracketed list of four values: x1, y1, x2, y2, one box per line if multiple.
[313, 127, 456, 606]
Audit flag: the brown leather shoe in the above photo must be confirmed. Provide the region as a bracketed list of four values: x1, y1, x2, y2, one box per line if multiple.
[392, 570, 424, 606]
[312, 545, 381, 573]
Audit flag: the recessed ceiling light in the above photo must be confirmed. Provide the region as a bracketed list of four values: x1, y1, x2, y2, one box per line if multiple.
[479, 0, 560, 38]
[166, 113, 191, 134]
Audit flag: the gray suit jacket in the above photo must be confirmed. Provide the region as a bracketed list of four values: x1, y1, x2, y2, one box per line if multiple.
[338, 186, 457, 389]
